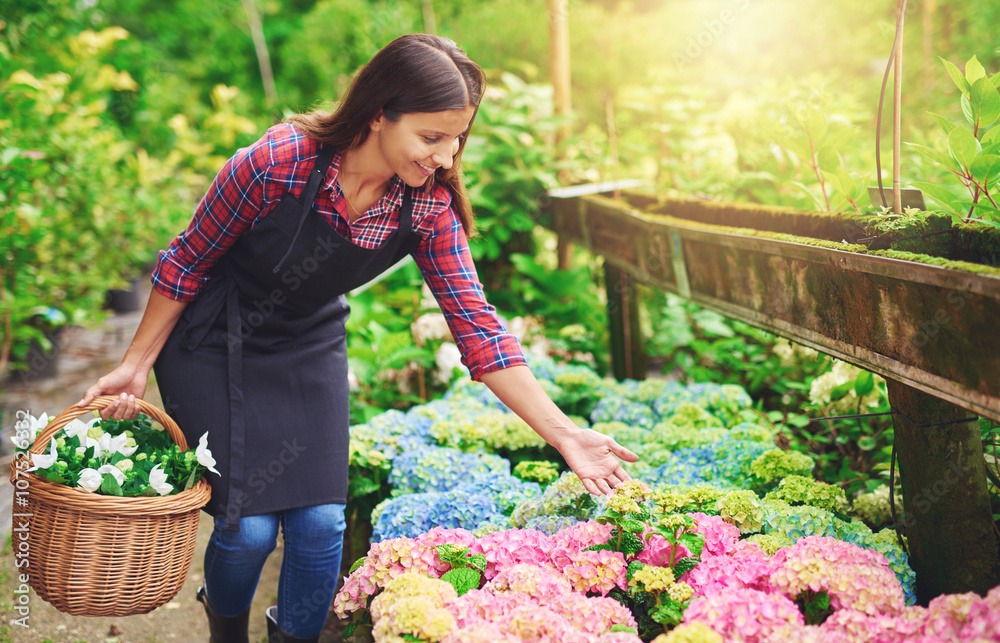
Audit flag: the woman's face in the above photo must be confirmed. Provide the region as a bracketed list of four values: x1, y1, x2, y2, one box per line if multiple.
[372, 106, 475, 187]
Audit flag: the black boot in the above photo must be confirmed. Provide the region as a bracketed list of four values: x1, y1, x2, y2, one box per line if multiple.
[197, 586, 250, 643]
[266, 606, 320, 643]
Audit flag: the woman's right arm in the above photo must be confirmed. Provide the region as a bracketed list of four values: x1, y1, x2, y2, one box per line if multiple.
[78, 288, 188, 420]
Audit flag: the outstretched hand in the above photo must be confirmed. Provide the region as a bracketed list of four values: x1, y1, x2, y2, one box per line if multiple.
[556, 428, 638, 496]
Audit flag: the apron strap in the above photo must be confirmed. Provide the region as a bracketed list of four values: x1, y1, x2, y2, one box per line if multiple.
[220, 278, 246, 530]
[273, 146, 337, 273]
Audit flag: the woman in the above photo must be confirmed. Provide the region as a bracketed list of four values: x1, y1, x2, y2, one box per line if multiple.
[80, 34, 637, 643]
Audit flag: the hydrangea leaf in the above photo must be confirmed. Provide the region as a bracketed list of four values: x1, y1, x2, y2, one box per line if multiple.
[441, 567, 481, 596]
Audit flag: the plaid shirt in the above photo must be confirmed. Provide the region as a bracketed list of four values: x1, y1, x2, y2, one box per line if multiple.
[153, 123, 525, 380]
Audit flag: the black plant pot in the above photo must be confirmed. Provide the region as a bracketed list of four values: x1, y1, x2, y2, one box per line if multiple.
[10, 327, 64, 382]
[104, 276, 141, 313]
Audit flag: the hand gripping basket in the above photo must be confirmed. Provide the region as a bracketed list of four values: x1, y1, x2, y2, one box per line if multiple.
[9, 396, 211, 616]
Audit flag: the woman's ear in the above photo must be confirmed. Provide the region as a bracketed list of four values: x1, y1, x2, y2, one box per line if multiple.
[369, 111, 386, 133]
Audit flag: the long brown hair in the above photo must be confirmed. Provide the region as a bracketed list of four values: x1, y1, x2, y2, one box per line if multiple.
[286, 34, 485, 238]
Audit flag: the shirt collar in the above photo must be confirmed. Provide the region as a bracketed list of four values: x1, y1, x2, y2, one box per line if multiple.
[321, 151, 407, 220]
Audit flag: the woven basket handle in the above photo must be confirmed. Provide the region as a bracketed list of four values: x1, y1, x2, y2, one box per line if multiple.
[29, 396, 189, 455]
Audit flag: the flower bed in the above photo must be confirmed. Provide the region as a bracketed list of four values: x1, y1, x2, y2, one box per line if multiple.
[341, 356, 998, 641]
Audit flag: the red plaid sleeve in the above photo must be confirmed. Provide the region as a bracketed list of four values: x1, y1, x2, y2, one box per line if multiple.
[151, 135, 270, 301]
[413, 197, 527, 381]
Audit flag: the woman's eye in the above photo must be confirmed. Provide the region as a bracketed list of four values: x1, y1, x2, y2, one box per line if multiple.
[423, 136, 440, 144]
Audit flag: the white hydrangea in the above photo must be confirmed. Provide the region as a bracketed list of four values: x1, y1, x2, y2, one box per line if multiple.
[434, 342, 467, 384]
[809, 359, 883, 413]
[773, 338, 820, 368]
[411, 312, 451, 345]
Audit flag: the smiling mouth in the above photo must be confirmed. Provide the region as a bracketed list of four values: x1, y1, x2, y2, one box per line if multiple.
[416, 161, 436, 175]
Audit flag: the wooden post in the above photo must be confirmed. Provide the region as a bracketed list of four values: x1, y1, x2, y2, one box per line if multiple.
[886, 379, 1000, 603]
[241, 0, 277, 107]
[604, 262, 647, 381]
[892, 0, 904, 214]
[548, 0, 574, 269]
[421, 0, 437, 35]
[922, 0, 938, 96]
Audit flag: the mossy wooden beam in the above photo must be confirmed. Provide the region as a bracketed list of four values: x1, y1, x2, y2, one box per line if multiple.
[546, 194, 1000, 423]
[542, 192, 1000, 600]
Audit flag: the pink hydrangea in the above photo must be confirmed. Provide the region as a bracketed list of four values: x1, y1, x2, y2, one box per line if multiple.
[687, 512, 740, 557]
[683, 587, 804, 642]
[728, 538, 766, 558]
[561, 548, 628, 596]
[770, 536, 905, 616]
[334, 536, 444, 617]
[550, 520, 614, 551]
[416, 526, 478, 550]
[470, 528, 551, 579]
[441, 622, 520, 643]
[683, 553, 773, 596]
[636, 528, 691, 568]
[958, 584, 1000, 640]
[487, 563, 574, 601]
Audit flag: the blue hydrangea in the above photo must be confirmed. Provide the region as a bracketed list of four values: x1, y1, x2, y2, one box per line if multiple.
[521, 514, 582, 535]
[511, 471, 596, 527]
[711, 438, 771, 483]
[638, 446, 718, 488]
[589, 396, 658, 429]
[762, 503, 839, 540]
[371, 493, 439, 541]
[442, 377, 509, 411]
[389, 446, 508, 495]
[872, 529, 918, 606]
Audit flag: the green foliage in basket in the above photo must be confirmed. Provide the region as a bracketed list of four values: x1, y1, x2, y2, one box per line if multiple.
[15, 412, 218, 497]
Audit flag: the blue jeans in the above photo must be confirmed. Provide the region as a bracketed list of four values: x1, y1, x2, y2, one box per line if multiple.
[202, 503, 346, 637]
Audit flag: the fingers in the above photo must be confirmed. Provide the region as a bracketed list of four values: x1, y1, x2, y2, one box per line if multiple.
[610, 439, 639, 463]
[102, 393, 138, 421]
[580, 477, 601, 496]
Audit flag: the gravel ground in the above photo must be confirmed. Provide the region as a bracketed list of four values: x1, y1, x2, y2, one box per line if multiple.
[0, 285, 351, 643]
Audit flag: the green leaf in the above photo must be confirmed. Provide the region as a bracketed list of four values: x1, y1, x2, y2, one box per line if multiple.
[620, 519, 646, 534]
[991, 71, 1000, 89]
[347, 475, 381, 498]
[929, 112, 957, 136]
[674, 556, 701, 576]
[678, 532, 705, 558]
[619, 531, 646, 556]
[349, 556, 368, 574]
[854, 370, 875, 397]
[100, 474, 124, 497]
[962, 94, 975, 127]
[441, 567, 481, 596]
[911, 181, 965, 216]
[941, 57, 971, 98]
[970, 77, 1000, 129]
[343, 622, 358, 638]
[466, 553, 487, 573]
[971, 154, 1000, 189]
[858, 436, 878, 451]
[965, 56, 987, 84]
[948, 126, 981, 170]
[610, 624, 638, 634]
[982, 126, 1000, 151]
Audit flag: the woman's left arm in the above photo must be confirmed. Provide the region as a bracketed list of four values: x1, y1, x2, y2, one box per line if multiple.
[413, 202, 638, 494]
[480, 365, 638, 495]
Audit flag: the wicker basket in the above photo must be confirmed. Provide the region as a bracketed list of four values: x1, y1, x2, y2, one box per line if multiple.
[9, 396, 211, 616]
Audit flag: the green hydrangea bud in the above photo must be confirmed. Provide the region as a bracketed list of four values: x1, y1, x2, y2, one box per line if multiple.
[764, 475, 847, 513]
[115, 459, 133, 473]
[87, 426, 104, 440]
[134, 453, 148, 462]
[750, 449, 815, 484]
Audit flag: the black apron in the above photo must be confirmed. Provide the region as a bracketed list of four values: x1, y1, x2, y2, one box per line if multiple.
[154, 147, 422, 529]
